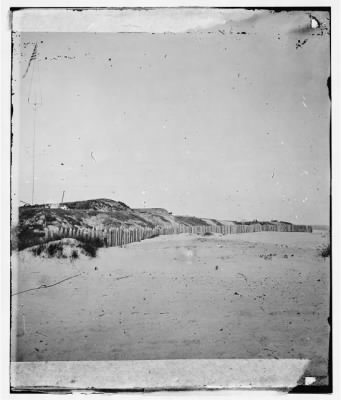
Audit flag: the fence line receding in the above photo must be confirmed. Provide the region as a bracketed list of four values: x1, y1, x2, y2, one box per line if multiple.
[44, 223, 313, 248]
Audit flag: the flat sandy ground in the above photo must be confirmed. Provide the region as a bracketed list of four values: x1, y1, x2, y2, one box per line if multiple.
[11, 231, 330, 379]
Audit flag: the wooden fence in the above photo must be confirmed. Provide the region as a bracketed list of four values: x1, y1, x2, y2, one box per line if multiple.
[44, 223, 312, 248]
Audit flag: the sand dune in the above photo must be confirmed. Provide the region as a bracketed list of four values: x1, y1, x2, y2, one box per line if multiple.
[11, 231, 330, 383]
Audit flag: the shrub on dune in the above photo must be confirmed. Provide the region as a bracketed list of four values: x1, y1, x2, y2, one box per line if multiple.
[78, 237, 104, 258]
[318, 243, 331, 258]
[70, 249, 79, 260]
[30, 237, 105, 259]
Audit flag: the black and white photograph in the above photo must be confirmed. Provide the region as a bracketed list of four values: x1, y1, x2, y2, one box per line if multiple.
[7, 5, 334, 393]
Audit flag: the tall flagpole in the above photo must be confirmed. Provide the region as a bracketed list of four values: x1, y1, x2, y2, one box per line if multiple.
[24, 42, 41, 205]
[31, 106, 37, 205]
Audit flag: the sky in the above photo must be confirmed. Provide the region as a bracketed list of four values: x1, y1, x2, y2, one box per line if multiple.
[12, 9, 330, 224]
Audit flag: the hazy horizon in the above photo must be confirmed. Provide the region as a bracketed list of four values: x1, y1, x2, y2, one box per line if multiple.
[12, 9, 330, 225]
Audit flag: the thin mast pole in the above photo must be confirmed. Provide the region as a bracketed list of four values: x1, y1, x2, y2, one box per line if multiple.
[31, 106, 37, 205]
[25, 42, 40, 206]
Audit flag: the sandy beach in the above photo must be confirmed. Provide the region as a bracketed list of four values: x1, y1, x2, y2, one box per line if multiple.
[11, 231, 330, 380]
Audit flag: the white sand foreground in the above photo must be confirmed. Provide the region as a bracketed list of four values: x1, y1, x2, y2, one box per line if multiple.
[11, 231, 330, 381]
